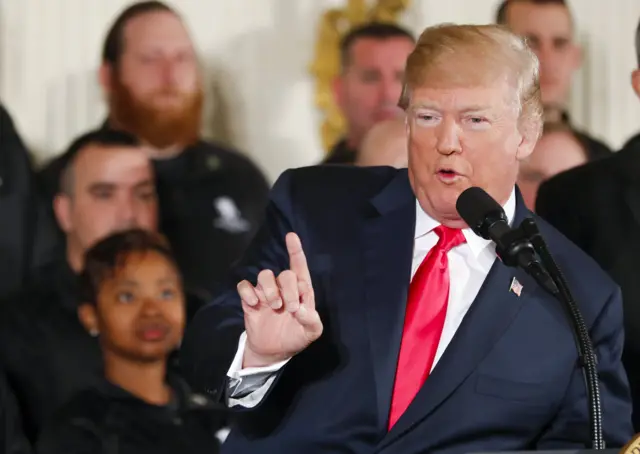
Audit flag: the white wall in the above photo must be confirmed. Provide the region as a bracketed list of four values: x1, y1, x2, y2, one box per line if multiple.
[1, 0, 639, 183]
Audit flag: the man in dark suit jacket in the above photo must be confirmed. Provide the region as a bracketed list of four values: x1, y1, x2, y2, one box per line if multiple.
[535, 17, 640, 430]
[0, 103, 58, 299]
[182, 24, 633, 453]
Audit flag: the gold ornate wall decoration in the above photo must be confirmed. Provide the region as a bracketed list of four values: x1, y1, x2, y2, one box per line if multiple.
[309, 0, 411, 153]
[621, 433, 640, 454]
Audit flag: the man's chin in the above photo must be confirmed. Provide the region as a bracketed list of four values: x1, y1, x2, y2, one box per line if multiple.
[151, 98, 187, 111]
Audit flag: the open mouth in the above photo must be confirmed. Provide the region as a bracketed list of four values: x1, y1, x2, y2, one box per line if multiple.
[436, 168, 461, 183]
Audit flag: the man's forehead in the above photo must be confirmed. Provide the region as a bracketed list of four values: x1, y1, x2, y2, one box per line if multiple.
[349, 37, 414, 64]
[75, 146, 151, 182]
[409, 79, 516, 110]
[507, 2, 573, 37]
[122, 11, 192, 53]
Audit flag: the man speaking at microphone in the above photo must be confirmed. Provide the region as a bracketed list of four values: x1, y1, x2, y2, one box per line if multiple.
[181, 24, 633, 453]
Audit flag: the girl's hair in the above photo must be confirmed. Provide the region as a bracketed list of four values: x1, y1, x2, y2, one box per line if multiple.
[78, 229, 178, 305]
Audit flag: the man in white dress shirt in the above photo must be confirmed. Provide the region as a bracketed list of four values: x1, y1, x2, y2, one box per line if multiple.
[182, 23, 633, 453]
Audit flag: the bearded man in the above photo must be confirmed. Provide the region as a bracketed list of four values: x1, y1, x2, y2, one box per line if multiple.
[38, 1, 270, 297]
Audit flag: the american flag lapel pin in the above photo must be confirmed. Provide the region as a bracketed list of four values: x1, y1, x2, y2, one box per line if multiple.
[509, 277, 523, 297]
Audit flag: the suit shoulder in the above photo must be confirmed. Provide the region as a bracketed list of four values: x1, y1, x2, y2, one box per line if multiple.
[542, 150, 626, 196]
[533, 214, 618, 297]
[193, 141, 266, 177]
[575, 130, 612, 159]
[282, 165, 401, 199]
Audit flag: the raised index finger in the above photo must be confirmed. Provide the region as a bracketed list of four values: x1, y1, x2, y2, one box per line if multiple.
[285, 232, 312, 284]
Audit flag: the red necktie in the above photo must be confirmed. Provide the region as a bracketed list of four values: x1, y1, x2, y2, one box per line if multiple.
[388, 225, 466, 429]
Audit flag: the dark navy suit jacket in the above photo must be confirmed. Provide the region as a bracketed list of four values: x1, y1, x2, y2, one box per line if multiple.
[181, 166, 633, 453]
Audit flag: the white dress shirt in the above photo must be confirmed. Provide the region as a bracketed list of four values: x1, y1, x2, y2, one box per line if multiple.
[226, 189, 517, 408]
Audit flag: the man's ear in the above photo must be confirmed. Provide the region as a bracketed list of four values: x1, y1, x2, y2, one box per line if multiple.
[515, 120, 541, 161]
[332, 75, 347, 112]
[78, 304, 99, 337]
[53, 194, 73, 234]
[98, 62, 115, 95]
[631, 69, 640, 100]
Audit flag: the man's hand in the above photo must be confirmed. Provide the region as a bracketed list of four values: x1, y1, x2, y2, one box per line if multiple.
[237, 232, 323, 368]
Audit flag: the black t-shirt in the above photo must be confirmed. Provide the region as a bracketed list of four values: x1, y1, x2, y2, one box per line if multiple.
[36, 376, 221, 454]
[152, 142, 270, 297]
[322, 138, 357, 165]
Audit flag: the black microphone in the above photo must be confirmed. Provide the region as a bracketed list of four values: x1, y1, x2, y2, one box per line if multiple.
[456, 187, 558, 295]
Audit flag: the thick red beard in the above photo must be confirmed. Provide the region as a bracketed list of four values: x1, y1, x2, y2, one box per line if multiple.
[109, 77, 203, 149]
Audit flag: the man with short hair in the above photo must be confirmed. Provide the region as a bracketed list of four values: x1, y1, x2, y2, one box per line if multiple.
[324, 22, 415, 164]
[54, 131, 158, 272]
[536, 16, 640, 431]
[496, 0, 612, 160]
[39, 1, 270, 297]
[0, 129, 158, 439]
[182, 24, 632, 452]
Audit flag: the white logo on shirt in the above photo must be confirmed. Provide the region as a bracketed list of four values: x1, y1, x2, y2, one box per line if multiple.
[213, 196, 250, 233]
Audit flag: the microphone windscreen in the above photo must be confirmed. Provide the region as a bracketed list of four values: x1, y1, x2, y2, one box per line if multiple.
[456, 187, 504, 238]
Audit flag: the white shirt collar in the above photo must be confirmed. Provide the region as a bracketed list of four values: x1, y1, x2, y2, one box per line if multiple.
[414, 188, 517, 260]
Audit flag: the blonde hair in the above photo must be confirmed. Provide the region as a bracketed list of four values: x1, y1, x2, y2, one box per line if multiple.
[399, 24, 543, 138]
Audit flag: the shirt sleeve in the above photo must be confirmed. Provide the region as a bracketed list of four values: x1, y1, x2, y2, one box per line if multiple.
[226, 332, 291, 408]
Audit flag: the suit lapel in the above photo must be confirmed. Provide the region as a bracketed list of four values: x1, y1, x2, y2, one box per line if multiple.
[380, 192, 536, 448]
[363, 169, 416, 431]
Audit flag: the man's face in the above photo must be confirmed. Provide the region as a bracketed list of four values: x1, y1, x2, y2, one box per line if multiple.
[407, 79, 536, 227]
[505, 2, 580, 107]
[56, 146, 158, 254]
[104, 11, 202, 149]
[334, 37, 415, 147]
[518, 130, 587, 210]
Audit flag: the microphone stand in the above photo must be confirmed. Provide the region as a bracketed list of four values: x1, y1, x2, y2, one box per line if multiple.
[516, 217, 605, 450]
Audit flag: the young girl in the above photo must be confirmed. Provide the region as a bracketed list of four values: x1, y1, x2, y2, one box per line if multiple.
[37, 229, 221, 454]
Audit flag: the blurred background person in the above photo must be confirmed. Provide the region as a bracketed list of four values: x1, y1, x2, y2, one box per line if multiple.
[0, 367, 31, 454]
[355, 117, 408, 168]
[0, 129, 160, 440]
[323, 22, 415, 164]
[535, 15, 640, 430]
[517, 121, 588, 210]
[496, 0, 612, 159]
[0, 103, 58, 300]
[37, 229, 221, 454]
[38, 1, 270, 298]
